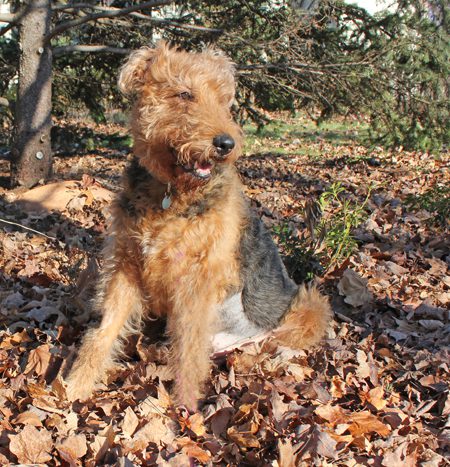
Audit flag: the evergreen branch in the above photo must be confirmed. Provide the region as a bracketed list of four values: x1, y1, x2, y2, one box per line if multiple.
[45, 0, 172, 42]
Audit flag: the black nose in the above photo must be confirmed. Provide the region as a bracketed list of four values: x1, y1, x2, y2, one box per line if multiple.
[212, 134, 235, 157]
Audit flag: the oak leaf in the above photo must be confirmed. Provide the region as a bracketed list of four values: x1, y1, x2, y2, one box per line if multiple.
[9, 425, 53, 464]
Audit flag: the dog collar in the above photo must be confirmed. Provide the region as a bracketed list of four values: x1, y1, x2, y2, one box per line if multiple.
[162, 182, 172, 209]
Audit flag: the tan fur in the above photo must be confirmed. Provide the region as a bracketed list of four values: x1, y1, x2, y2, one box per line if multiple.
[65, 43, 330, 410]
[274, 285, 332, 348]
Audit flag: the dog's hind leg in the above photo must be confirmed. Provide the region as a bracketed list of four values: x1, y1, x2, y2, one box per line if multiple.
[66, 267, 143, 401]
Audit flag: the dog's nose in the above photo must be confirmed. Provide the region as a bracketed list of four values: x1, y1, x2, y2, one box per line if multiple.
[213, 134, 235, 157]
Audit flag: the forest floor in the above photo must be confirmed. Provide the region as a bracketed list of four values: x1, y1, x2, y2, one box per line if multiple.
[0, 114, 448, 466]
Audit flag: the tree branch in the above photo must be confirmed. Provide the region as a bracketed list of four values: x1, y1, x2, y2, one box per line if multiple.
[0, 22, 14, 37]
[0, 13, 15, 22]
[237, 61, 372, 73]
[46, 0, 172, 42]
[53, 45, 131, 57]
[52, 3, 107, 11]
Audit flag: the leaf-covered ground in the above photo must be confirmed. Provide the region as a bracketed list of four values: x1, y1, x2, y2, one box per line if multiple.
[0, 115, 448, 466]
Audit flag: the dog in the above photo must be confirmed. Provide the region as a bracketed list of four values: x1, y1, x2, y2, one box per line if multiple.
[65, 42, 331, 410]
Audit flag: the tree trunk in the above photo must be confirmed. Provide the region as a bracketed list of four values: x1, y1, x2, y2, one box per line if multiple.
[11, 0, 52, 188]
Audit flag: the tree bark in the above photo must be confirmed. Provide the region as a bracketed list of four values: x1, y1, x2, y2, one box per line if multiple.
[11, 0, 52, 188]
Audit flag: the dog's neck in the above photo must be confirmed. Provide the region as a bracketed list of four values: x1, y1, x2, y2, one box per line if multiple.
[120, 157, 238, 218]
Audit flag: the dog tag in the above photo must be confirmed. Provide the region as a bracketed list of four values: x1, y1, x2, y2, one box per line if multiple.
[162, 195, 172, 210]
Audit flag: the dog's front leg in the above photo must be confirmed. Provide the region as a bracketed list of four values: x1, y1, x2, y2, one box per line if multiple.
[166, 284, 217, 411]
[66, 267, 143, 401]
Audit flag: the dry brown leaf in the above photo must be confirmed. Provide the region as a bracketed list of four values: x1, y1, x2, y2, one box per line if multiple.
[348, 411, 391, 438]
[382, 440, 418, 466]
[337, 269, 373, 307]
[330, 375, 346, 398]
[384, 261, 409, 276]
[315, 429, 339, 460]
[315, 404, 348, 426]
[356, 350, 378, 384]
[89, 424, 115, 463]
[278, 439, 297, 467]
[56, 434, 87, 466]
[138, 394, 168, 417]
[13, 410, 43, 427]
[129, 415, 175, 450]
[210, 408, 233, 437]
[271, 391, 290, 423]
[24, 344, 51, 376]
[232, 402, 259, 425]
[184, 412, 206, 437]
[157, 382, 172, 407]
[121, 406, 139, 438]
[16, 180, 113, 214]
[65, 412, 79, 433]
[227, 425, 260, 449]
[287, 363, 314, 381]
[427, 257, 448, 277]
[9, 425, 53, 464]
[363, 386, 388, 410]
[177, 437, 211, 463]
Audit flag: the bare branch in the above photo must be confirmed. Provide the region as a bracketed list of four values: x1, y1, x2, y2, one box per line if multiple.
[46, 0, 172, 42]
[0, 22, 15, 37]
[52, 3, 105, 11]
[237, 61, 372, 73]
[52, 4, 223, 35]
[53, 45, 131, 56]
[0, 218, 59, 242]
[0, 13, 16, 22]
[134, 16, 223, 33]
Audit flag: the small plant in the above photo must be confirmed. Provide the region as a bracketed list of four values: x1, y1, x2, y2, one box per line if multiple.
[406, 184, 450, 228]
[274, 182, 372, 279]
[273, 223, 323, 283]
[315, 182, 372, 267]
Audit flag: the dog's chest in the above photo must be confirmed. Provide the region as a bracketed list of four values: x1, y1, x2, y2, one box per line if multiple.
[136, 207, 241, 311]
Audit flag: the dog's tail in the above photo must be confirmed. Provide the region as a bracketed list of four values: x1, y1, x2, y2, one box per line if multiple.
[273, 285, 332, 349]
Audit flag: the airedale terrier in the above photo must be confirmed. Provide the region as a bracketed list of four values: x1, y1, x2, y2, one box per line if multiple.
[65, 42, 331, 410]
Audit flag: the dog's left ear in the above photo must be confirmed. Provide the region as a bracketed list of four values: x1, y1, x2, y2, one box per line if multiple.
[204, 48, 236, 77]
[118, 42, 170, 96]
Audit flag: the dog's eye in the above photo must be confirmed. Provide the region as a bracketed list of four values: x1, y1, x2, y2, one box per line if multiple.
[178, 91, 194, 101]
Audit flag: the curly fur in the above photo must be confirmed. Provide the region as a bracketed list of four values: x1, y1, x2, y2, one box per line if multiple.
[65, 42, 332, 410]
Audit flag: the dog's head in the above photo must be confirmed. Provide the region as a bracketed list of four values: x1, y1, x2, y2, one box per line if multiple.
[119, 42, 242, 188]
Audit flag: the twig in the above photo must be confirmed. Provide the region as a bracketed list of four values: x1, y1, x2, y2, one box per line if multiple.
[0, 217, 58, 241]
[53, 45, 131, 57]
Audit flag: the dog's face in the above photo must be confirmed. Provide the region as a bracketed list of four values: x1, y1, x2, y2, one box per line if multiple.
[119, 42, 243, 188]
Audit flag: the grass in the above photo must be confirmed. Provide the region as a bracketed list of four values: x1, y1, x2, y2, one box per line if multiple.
[243, 115, 369, 155]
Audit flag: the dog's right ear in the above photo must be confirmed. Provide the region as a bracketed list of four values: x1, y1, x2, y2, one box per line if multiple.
[118, 43, 168, 95]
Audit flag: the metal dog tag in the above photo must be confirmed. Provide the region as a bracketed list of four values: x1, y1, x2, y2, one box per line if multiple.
[162, 195, 172, 210]
[162, 182, 172, 210]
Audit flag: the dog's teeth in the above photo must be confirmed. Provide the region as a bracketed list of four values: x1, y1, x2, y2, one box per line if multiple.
[193, 161, 212, 178]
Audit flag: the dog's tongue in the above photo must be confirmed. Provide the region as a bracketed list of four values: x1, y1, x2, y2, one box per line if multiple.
[194, 161, 213, 178]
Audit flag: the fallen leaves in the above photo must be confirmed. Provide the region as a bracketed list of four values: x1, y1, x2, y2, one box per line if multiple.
[0, 116, 448, 465]
[338, 268, 373, 307]
[9, 425, 53, 464]
[55, 434, 88, 466]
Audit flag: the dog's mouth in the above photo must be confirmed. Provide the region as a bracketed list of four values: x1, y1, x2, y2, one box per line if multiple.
[178, 160, 214, 180]
[170, 147, 215, 180]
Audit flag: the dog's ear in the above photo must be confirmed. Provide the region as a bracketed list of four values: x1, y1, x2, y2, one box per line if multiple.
[118, 42, 170, 96]
[203, 48, 236, 77]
